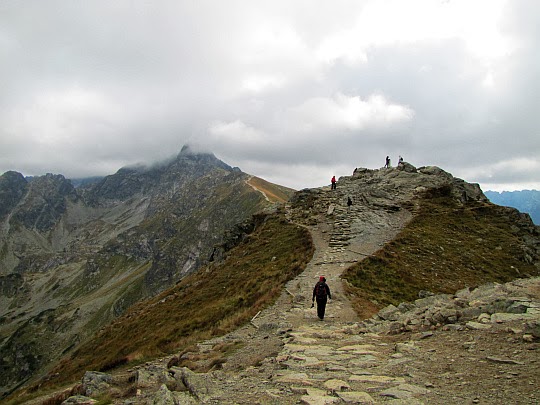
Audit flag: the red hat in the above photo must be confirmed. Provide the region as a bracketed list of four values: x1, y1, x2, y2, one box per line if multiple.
[319, 276, 325, 281]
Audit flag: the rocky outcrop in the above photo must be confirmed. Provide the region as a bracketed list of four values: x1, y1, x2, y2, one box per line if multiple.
[486, 190, 540, 225]
[0, 171, 28, 219]
[81, 146, 233, 208]
[13, 173, 78, 232]
[361, 277, 540, 337]
[291, 163, 539, 269]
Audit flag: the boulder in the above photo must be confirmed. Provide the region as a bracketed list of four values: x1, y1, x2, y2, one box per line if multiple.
[170, 367, 220, 401]
[378, 304, 400, 321]
[82, 371, 112, 397]
[524, 321, 540, 338]
[323, 378, 350, 392]
[337, 391, 375, 404]
[152, 384, 176, 405]
[137, 367, 177, 389]
[61, 396, 97, 405]
[397, 162, 417, 173]
[418, 166, 453, 179]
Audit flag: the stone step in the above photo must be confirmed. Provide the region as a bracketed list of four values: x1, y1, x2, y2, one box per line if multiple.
[329, 241, 350, 247]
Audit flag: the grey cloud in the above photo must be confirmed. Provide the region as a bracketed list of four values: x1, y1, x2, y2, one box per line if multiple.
[0, 1, 538, 192]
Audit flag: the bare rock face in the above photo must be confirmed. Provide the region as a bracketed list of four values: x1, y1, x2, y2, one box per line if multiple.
[291, 163, 491, 236]
[82, 371, 112, 397]
[0, 171, 28, 219]
[15, 173, 78, 232]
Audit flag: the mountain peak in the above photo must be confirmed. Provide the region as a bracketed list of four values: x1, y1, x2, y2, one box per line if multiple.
[175, 144, 232, 171]
[178, 144, 213, 158]
[179, 144, 195, 155]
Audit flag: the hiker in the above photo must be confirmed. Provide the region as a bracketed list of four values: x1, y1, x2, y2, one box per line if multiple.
[347, 196, 352, 209]
[398, 155, 404, 165]
[312, 276, 331, 320]
[385, 156, 391, 168]
[331, 176, 337, 190]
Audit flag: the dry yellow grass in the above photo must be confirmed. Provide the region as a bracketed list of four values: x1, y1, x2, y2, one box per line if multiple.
[247, 176, 295, 203]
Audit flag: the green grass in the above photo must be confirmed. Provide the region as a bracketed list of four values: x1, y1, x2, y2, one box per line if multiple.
[28, 213, 313, 392]
[343, 196, 539, 317]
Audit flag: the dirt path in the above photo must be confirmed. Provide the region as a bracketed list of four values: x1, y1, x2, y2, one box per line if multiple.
[182, 198, 419, 403]
[20, 174, 540, 404]
[175, 196, 539, 405]
[243, 195, 411, 331]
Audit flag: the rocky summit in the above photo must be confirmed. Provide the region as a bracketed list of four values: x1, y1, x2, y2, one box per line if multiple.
[4, 162, 540, 404]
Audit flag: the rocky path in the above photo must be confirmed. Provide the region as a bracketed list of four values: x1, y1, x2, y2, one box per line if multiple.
[183, 196, 428, 404]
[154, 209, 540, 405]
[136, 188, 538, 404]
[56, 181, 540, 404]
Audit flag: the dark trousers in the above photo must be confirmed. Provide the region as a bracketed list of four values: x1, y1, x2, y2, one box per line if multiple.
[316, 297, 327, 319]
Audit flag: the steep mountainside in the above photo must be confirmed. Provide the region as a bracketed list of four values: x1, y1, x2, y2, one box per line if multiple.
[486, 190, 540, 225]
[8, 161, 540, 404]
[0, 146, 294, 397]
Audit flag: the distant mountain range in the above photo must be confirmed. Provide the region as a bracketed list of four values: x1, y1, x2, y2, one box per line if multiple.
[0, 145, 295, 397]
[485, 190, 540, 225]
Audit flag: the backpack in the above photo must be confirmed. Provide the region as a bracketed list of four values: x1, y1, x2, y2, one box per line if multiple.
[315, 282, 327, 299]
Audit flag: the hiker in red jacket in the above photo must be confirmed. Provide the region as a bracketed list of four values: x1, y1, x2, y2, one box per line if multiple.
[312, 276, 331, 320]
[331, 176, 336, 190]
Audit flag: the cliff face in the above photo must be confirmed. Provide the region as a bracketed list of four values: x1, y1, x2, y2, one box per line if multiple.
[0, 171, 28, 219]
[0, 147, 294, 397]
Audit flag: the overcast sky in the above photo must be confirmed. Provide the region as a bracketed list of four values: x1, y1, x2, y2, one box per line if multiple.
[1, 0, 539, 191]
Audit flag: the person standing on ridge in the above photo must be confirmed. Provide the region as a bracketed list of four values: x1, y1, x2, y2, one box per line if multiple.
[331, 176, 337, 190]
[385, 156, 391, 168]
[312, 276, 331, 320]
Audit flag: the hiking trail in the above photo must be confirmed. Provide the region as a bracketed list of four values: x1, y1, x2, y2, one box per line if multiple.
[35, 168, 540, 404]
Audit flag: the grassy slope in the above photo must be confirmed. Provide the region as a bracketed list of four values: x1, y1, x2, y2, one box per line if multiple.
[31, 213, 313, 392]
[247, 176, 295, 203]
[343, 196, 539, 318]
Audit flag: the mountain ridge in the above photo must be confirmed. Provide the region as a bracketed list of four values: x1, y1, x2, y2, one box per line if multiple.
[486, 189, 540, 225]
[0, 148, 295, 397]
[7, 160, 540, 404]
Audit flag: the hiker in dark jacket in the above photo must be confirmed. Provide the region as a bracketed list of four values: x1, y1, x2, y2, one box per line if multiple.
[312, 276, 331, 320]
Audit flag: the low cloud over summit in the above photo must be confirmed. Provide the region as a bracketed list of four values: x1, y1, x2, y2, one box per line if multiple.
[1, 0, 539, 191]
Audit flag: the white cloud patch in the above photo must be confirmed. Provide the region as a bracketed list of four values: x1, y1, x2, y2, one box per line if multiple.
[286, 93, 414, 133]
[462, 158, 540, 184]
[241, 75, 285, 93]
[209, 120, 267, 146]
[14, 87, 119, 144]
[318, 0, 512, 66]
